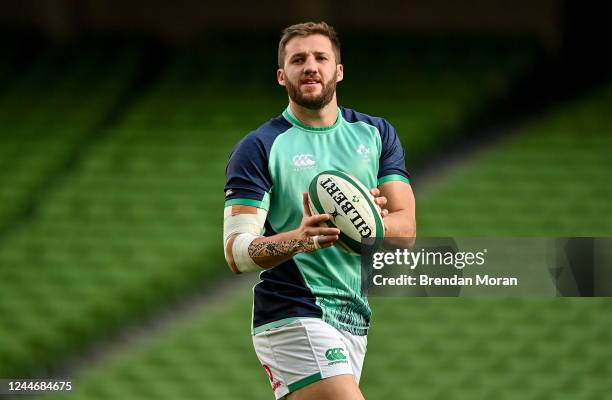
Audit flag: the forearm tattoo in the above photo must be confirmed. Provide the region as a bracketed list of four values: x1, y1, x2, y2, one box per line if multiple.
[249, 237, 315, 258]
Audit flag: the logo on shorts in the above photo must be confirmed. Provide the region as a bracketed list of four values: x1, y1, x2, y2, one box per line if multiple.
[262, 364, 282, 392]
[325, 347, 348, 365]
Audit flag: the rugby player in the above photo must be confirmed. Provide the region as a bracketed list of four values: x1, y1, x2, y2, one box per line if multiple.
[223, 21, 416, 400]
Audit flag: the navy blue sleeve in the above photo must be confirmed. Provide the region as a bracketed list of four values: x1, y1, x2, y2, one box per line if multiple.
[340, 107, 410, 185]
[378, 120, 411, 185]
[224, 133, 273, 209]
[224, 116, 292, 209]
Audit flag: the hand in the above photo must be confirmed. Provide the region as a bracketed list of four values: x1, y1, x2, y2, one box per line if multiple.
[296, 192, 340, 252]
[369, 188, 389, 218]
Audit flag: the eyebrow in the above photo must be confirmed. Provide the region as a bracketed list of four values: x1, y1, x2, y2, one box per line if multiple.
[289, 51, 330, 59]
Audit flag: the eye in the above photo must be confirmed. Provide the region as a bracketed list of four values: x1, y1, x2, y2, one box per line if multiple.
[292, 58, 304, 64]
[317, 56, 328, 61]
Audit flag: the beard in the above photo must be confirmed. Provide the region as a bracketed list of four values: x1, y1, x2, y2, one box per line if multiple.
[285, 74, 337, 110]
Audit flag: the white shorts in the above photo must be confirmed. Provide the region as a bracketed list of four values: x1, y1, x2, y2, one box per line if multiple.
[252, 318, 368, 400]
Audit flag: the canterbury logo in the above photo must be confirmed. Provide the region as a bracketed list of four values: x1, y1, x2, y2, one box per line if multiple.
[292, 154, 316, 168]
[325, 347, 347, 361]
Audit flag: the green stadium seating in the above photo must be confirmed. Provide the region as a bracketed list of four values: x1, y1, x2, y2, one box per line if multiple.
[418, 83, 612, 236]
[0, 46, 138, 230]
[41, 79, 612, 400]
[0, 40, 535, 380]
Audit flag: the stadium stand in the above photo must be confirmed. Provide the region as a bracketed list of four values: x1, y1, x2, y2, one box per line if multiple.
[0, 44, 141, 376]
[0, 40, 534, 379]
[41, 79, 612, 400]
[344, 38, 535, 162]
[0, 45, 138, 231]
[417, 82, 612, 236]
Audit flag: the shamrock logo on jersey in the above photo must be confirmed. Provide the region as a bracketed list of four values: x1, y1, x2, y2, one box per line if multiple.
[356, 144, 371, 160]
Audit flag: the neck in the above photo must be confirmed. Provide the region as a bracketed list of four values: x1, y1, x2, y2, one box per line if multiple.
[288, 96, 338, 128]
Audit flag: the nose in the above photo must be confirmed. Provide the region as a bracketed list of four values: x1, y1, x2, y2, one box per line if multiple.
[303, 54, 317, 73]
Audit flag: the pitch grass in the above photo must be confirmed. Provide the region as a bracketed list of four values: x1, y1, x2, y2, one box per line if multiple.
[44, 296, 612, 400]
[44, 82, 612, 399]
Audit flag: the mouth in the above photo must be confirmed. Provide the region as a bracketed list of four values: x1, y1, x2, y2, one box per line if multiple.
[300, 78, 321, 87]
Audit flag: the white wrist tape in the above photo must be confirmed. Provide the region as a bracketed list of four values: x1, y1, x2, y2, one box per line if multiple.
[223, 206, 267, 273]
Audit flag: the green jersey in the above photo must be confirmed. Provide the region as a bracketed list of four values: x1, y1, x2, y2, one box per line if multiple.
[225, 106, 410, 335]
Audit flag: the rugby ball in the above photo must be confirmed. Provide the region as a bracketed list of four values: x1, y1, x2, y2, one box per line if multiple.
[308, 170, 384, 254]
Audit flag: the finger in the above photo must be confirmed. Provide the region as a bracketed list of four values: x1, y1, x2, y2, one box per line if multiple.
[381, 209, 389, 218]
[370, 188, 380, 197]
[306, 213, 331, 225]
[306, 227, 341, 236]
[312, 235, 321, 250]
[302, 192, 312, 217]
[318, 235, 339, 246]
[306, 235, 339, 252]
[375, 196, 388, 207]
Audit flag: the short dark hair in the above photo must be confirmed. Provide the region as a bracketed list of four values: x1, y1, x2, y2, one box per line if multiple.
[278, 22, 341, 68]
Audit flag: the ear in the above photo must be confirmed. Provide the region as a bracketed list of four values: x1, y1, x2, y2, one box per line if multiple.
[277, 69, 286, 87]
[336, 64, 344, 83]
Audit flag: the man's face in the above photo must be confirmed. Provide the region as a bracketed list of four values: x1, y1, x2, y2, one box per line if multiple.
[278, 34, 344, 110]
